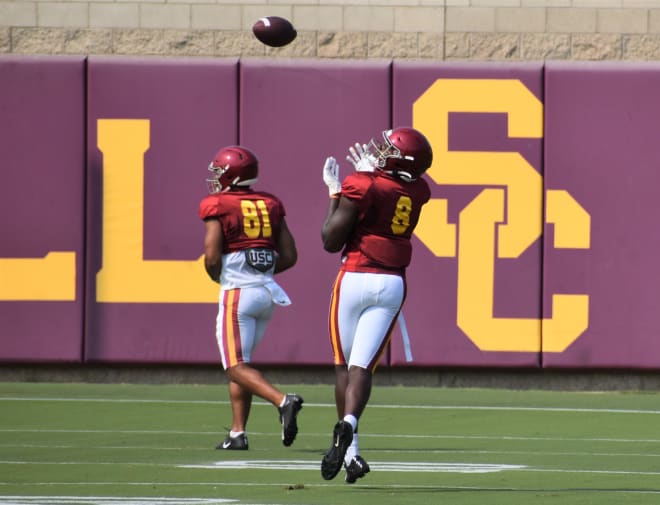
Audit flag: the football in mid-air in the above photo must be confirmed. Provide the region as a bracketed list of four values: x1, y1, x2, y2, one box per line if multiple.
[252, 16, 297, 47]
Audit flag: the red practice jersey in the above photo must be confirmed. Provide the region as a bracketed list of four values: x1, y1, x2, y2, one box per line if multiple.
[339, 171, 430, 275]
[198, 189, 286, 253]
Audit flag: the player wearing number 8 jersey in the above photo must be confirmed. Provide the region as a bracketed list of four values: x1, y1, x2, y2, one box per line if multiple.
[337, 169, 430, 275]
[320, 127, 432, 483]
[199, 145, 303, 451]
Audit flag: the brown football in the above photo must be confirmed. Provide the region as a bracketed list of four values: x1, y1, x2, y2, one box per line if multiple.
[252, 16, 297, 48]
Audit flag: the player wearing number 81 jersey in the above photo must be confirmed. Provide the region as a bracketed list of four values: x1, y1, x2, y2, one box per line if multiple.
[320, 127, 432, 484]
[200, 186, 285, 288]
[199, 145, 303, 452]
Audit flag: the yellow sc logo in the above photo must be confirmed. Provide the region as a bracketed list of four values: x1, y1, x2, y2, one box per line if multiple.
[413, 79, 590, 353]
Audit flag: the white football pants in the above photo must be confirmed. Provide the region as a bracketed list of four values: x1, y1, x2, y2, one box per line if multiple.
[329, 271, 405, 372]
[216, 286, 275, 370]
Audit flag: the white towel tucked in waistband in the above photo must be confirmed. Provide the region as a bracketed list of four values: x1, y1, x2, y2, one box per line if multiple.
[264, 280, 292, 306]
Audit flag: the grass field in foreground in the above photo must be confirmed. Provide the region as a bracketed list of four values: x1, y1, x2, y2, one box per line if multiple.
[1, 381, 660, 505]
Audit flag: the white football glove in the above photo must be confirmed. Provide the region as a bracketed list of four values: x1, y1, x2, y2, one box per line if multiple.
[322, 156, 341, 196]
[346, 142, 377, 173]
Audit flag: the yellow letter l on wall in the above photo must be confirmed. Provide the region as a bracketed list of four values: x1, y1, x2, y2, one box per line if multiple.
[96, 119, 217, 303]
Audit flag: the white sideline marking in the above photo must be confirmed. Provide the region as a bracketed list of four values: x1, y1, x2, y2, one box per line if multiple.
[0, 498, 235, 505]
[180, 460, 524, 473]
[2, 397, 660, 415]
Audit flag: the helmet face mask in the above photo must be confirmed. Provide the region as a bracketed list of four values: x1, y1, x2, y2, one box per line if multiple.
[206, 146, 259, 194]
[368, 127, 433, 182]
[206, 163, 230, 194]
[368, 131, 402, 169]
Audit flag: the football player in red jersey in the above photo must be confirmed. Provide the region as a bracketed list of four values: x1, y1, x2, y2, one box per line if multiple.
[199, 145, 303, 451]
[319, 127, 433, 483]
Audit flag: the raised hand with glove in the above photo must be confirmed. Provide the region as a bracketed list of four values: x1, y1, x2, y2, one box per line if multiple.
[346, 142, 377, 173]
[322, 156, 342, 197]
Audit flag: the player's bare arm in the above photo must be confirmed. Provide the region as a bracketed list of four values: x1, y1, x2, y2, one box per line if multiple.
[321, 154, 359, 252]
[322, 196, 358, 253]
[203, 218, 223, 282]
[274, 217, 297, 273]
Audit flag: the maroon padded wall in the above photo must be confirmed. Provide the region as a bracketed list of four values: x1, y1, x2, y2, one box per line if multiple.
[543, 61, 660, 368]
[0, 55, 85, 362]
[239, 58, 391, 365]
[4, 55, 660, 371]
[85, 57, 238, 364]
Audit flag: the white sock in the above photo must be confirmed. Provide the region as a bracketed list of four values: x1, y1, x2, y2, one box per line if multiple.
[279, 395, 287, 408]
[229, 430, 245, 438]
[344, 433, 359, 465]
[343, 414, 358, 432]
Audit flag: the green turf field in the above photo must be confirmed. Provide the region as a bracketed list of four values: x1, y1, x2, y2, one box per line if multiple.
[1, 380, 660, 504]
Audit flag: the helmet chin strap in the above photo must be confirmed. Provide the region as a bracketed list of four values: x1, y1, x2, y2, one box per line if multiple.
[396, 170, 415, 182]
[398, 155, 416, 181]
[382, 169, 415, 182]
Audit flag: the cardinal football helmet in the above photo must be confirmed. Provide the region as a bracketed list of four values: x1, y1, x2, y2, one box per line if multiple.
[369, 127, 433, 182]
[206, 146, 259, 194]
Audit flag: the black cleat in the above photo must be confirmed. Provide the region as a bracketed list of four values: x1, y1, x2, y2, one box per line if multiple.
[278, 393, 304, 447]
[321, 420, 353, 480]
[216, 432, 248, 450]
[345, 455, 370, 484]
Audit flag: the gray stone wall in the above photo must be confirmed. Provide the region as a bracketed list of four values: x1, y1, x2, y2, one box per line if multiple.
[2, 1, 660, 61]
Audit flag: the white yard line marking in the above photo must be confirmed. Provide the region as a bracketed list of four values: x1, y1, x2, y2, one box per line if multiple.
[1, 397, 660, 415]
[0, 483, 315, 487]
[0, 498, 235, 505]
[3, 482, 660, 505]
[360, 433, 660, 443]
[4, 458, 660, 477]
[2, 442, 660, 457]
[0, 461, 169, 466]
[373, 448, 660, 458]
[3, 444, 660, 458]
[0, 429, 220, 435]
[186, 460, 660, 477]
[375, 404, 660, 415]
[1, 429, 659, 445]
[3, 483, 660, 493]
[522, 468, 660, 476]
[181, 460, 524, 473]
